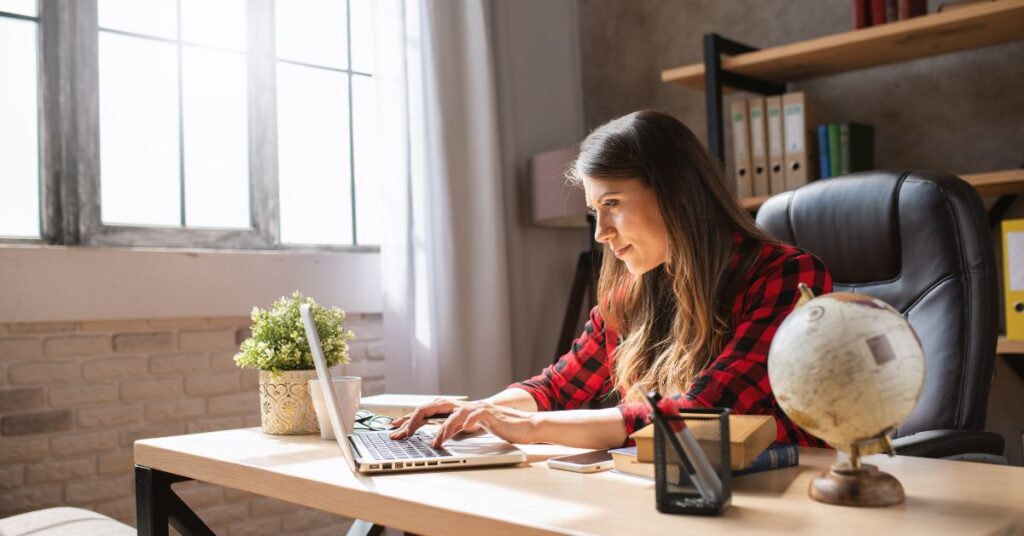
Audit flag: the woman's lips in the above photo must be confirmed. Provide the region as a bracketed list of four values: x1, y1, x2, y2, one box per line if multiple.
[613, 245, 631, 257]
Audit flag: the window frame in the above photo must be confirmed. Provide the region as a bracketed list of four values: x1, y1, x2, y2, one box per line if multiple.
[1, 0, 379, 252]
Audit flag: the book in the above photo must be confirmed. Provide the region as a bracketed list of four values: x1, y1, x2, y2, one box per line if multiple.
[818, 125, 831, 179]
[828, 123, 841, 177]
[838, 122, 875, 175]
[632, 413, 777, 469]
[610, 443, 799, 481]
[610, 446, 655, 480]
[733, 444, 800, 476]
[852, 0, 870, 28]
[871, 0, 887, 24]
[898, 0, 927, 19]
[359, 394, 468, 419]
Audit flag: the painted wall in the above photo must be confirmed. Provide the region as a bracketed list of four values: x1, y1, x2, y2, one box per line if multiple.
[492, 0, 591, 381]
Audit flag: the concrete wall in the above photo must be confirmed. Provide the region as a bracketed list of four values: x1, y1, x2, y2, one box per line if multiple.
[578, 0, 1024, 176]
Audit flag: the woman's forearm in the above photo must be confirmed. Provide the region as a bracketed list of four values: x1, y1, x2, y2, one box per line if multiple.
[531, 408, 628, 449]
[483, 387, 539, 412]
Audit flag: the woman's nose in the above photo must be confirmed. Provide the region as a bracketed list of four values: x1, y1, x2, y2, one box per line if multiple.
[594, 215, 614, 244]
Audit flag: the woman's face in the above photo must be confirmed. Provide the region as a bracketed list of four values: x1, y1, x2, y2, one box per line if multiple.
[583, 176, 669, 276]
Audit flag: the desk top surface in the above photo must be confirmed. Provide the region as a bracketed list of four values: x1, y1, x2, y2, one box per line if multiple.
[135, 427, 1024, 536]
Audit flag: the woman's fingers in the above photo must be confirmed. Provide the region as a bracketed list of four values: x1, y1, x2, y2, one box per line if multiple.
[431, 406, 474, 449]
[389, 400, 458, 439]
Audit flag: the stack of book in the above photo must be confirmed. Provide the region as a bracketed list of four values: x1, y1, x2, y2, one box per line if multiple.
[609, 414, 800, 480]
[852, 0, 927, 29]
[816, 122, 875, 179]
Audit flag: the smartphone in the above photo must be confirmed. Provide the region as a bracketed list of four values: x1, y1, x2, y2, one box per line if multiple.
[546, 450, 613, 473]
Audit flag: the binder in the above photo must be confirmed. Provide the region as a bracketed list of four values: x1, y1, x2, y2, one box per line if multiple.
[730, 99, 753, 198]
[747, 98, 770, 196]
[765, 96, 786, 193]
[1003, 219, 1024, 340]
[782, 92, 828, 191]
[828, 123, 841, 177]
[817, 125, 831, 179]
[839, 122, 875, 174]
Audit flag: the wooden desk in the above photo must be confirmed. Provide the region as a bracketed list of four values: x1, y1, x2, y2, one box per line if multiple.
[135, 428, 1024, 535]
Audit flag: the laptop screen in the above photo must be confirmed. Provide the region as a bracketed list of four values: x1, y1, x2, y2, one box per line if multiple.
[300, 304, 358, 472]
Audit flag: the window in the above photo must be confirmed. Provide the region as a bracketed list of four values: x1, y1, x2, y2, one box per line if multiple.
[0, 2, 41, 239]
[1, 0, 382, 249]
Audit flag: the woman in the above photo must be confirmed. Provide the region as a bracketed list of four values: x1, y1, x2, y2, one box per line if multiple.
[390, 110, 831, 450]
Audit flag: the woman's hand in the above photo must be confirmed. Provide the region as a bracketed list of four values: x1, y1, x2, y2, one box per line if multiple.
[389, 399, 538, 449]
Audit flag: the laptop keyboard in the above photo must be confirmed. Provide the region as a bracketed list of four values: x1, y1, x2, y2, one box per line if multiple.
[358, 431, 453, 460]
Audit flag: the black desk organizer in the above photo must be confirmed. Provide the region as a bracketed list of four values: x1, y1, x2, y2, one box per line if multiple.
[653, 407, 732, 515]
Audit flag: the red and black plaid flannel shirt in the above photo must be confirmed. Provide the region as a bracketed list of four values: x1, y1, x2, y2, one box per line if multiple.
[510, 233, 832, 447]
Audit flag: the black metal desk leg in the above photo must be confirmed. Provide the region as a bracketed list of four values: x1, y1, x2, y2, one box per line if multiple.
[136, 465, 215, 536]
[136, 465, 171, 536]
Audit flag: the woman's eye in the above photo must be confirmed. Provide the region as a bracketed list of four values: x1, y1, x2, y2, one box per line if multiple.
[603, 200, 619, 208]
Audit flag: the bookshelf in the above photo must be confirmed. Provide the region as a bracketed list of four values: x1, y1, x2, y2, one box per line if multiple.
[662, 0, 1024, 90]
[661, 0, 1024, 211]
[739, 169, 1024, 212]
[997, 336, 1024, 355]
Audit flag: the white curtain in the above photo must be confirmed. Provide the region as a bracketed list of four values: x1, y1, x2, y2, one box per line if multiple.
[374, 0, 513, 399]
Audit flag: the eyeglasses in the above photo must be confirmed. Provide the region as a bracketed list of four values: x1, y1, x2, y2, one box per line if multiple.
[353, 410, 394, 431]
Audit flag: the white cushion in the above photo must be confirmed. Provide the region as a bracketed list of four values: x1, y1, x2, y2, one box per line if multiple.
[0, 507, 135, 536]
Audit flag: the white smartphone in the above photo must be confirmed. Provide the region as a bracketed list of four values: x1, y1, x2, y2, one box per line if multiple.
[546, 450, 613, 473]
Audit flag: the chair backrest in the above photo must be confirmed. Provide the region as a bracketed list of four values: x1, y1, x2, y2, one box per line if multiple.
[755, 170, 998, 436]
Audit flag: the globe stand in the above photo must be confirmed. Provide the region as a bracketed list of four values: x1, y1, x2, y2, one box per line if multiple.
[809, 442, 905, 507]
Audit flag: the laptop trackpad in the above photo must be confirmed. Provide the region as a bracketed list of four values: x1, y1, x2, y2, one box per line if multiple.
[442, 433, 523, 456]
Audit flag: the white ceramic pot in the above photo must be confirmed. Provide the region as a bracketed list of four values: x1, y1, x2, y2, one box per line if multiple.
[258, 370, 319, 435]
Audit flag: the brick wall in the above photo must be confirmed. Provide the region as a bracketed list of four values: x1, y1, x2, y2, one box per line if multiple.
[0, 313, 385, 535]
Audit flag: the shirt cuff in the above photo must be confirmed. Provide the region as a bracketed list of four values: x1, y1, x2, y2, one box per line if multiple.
[616, 401, 651, 444]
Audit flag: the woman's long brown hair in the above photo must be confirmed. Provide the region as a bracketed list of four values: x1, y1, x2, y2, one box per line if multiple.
[569, 110, 772, 403]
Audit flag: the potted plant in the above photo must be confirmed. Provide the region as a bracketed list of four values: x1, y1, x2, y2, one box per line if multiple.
[235, 291, 355, 435]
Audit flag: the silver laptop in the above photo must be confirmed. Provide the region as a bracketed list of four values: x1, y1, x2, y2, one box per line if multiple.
[300, 304, 526, 474]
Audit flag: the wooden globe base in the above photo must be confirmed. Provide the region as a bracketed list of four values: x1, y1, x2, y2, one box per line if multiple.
[809, 462, 905, 507]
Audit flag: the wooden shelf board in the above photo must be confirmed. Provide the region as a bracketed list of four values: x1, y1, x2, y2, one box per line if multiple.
[663, 0, 1024, 90]
[998, 336, 1024, 355]
[739, 169, 1024, 212]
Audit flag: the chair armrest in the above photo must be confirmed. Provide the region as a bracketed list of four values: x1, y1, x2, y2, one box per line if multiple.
[892, 429, 1004, 458]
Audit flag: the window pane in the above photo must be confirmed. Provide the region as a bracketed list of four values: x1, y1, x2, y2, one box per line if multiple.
[350, 0, 374, 73]
[98, 0, 177, 39]
[275, 0, 347, 69]
[99, 32, 180, 226]
[277, 63, 351, 245]
[0, 17, 39, 238]
[0, 0, 36, 17]
[352, 75, 379, 245]
[181, 0, 246, 51]
[182, 47, 249, 229]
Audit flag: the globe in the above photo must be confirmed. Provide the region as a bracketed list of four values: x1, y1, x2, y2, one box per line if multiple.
[767, 292, 926, 451]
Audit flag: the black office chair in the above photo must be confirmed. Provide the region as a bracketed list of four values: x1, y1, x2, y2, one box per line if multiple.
[756, 170, 1006, 461]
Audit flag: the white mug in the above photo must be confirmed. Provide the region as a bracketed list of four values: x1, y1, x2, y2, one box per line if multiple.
[308, 376, 361, 440]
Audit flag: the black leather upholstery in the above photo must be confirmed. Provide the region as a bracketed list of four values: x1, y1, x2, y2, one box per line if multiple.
[757, 170, 1004, 457]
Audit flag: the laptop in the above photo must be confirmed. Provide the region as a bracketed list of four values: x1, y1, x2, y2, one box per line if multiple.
[300, 304, 527, 473]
